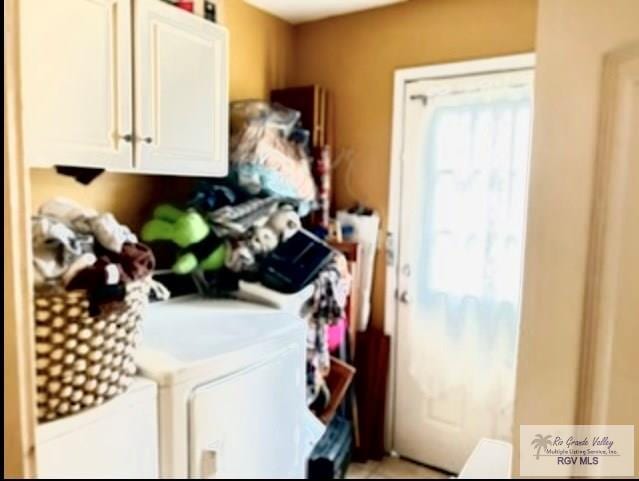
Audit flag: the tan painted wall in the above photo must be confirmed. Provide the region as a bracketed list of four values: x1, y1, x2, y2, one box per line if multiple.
[29, 0, 295, 228]
[223, 0, 294, 101]
[513, 0, 639, 475]
[292, 0, 537, 329]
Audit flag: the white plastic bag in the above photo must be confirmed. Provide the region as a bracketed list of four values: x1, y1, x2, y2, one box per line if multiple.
[336, 211, 380, 332]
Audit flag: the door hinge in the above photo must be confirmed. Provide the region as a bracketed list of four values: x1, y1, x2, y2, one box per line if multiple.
[386, 231, 396, 267]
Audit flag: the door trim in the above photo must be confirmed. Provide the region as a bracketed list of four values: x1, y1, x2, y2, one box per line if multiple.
[4, 0, 38, 476]
[384, 52, 536, 452]
[576, 43, 639, 428]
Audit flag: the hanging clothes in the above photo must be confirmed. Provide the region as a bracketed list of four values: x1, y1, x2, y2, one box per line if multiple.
[306, 253, 351, 403]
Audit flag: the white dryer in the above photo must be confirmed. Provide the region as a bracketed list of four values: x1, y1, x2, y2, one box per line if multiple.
[136, 296, 318, 478]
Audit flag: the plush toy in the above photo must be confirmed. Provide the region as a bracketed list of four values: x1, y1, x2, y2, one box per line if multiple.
[142, 204, 226, 274]
[225, 240, 257, 273]
[267, 204, 301, 242]
[223, 203, 301, 273]
[225, 226, 277, 273]
[249, 226, 279, 254]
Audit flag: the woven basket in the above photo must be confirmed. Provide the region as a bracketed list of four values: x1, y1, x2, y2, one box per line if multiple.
[34, 278, 151, 423]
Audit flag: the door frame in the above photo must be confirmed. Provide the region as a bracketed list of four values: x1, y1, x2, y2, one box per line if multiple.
[384, 52, 536, 453]
[4, 0, 38, 476]
[576, 43, 639, 428]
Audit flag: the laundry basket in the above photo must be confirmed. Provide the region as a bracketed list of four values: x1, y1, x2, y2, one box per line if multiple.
[33, 278, 151, 423]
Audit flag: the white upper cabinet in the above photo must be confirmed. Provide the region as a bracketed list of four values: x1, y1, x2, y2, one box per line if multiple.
[20, 0, 229, 177]
[135, 0, 229, 176]
[20, 0, 133, 170]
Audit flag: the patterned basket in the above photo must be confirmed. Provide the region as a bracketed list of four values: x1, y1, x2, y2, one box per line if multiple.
[34, 278, 151, 423]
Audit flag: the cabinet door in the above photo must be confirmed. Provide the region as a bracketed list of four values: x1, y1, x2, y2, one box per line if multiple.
[135, 0, 229, 176]
[37, 380, 159, 478]
[20, 0, 133, 169]
[189, 345, 306, 478]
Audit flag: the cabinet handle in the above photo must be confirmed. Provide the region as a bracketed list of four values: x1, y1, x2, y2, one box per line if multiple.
[119, 133, 133, 142]
[139, 136, 153, 144]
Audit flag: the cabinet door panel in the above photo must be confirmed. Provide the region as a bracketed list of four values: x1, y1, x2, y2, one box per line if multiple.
[20, 0, 133, 169]
[135, 0, 228, 176]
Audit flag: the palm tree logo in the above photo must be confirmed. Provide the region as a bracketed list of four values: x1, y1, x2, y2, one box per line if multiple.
[531, 434, 553, 460]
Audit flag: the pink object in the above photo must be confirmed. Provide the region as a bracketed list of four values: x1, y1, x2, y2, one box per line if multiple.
[176, 1, 194, 12]
[328, 317, 347, 352]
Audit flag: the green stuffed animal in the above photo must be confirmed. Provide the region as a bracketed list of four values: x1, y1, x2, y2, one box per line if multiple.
[142, 204, 226, 274]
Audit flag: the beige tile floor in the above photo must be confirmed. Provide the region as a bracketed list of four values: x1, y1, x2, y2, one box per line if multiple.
[347, 456, 450, 479]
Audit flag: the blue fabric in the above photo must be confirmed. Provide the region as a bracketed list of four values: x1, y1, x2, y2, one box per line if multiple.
[230, 164, 313, 216]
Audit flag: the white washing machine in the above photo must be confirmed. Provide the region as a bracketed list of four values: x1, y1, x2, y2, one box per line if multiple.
[136, 296, 320, 479]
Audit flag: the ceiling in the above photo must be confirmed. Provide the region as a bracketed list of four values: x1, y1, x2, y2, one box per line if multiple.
[244, 0, 407, 24]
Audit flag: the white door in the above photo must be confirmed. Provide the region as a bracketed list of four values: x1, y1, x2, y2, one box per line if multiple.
[135, 0, 228, 176]
[20, 0, 133, 170]
[189, 345, 306, 478]
[393, 67, 534, 473]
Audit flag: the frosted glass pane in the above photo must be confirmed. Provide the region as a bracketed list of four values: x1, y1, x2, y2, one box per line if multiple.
[417, 92, 531, 309]
[411, 86, 532, 417]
